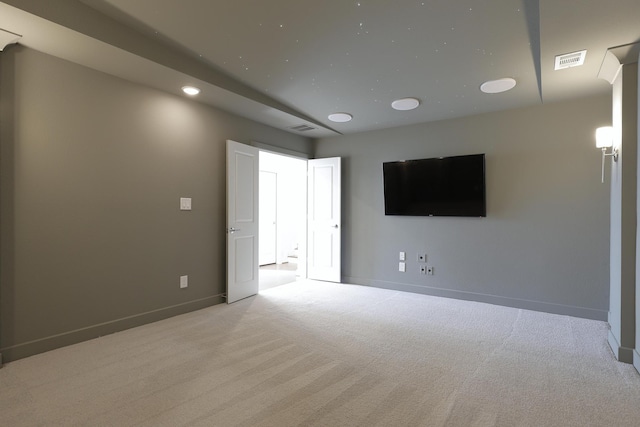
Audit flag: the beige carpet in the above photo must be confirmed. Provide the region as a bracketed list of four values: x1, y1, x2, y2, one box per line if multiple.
[1, 280, 639, 426]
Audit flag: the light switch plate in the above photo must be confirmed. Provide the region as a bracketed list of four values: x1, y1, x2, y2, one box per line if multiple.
[399, 262, 406, 272]
[180, 197, 192, 211]
[399, 251, 406, 261]
[180, 275, 188, 288]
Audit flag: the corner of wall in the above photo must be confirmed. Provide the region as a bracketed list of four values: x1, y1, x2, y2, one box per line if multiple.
[607, 61, 637, 363]
[310, 137, 321, 159]
[636, 48, 640, 376]
[608, 329, 635, 363]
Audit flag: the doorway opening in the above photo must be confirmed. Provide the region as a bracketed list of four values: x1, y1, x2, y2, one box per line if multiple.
[258, 151, 307, 291]
[226, 139, 341, 303]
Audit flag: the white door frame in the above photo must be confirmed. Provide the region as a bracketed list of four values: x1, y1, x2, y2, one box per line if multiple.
[258, 170, 277, 266]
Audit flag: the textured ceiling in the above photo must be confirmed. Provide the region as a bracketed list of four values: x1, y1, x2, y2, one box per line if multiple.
[2, 0, 640, 137]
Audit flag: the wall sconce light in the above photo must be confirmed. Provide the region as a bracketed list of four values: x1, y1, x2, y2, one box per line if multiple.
[596, 126, 617, 183]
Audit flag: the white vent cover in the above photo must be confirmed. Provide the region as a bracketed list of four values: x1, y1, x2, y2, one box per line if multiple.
[554, 50, 587, 70]
[290, 124, 315, 132]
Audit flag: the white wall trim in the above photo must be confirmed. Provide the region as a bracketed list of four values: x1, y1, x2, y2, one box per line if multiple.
[599, 50, 622, 84]
[634, 349, 640, 373]
[0, 294, 223, 362]
[252, 141, 310, 159]
[608, 329, 634, 363]
[344, 276, 608, 321]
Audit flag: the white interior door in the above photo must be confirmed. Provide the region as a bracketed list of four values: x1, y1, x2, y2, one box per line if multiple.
[308, 157, 341, 282]
[259, 170, 277, 266]
[226, 140, 259, 303]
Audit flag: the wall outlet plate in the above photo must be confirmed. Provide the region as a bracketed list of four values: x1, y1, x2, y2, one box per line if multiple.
[180, 275, 188, 288]
[399, 251, 406, 261]
[399, 262, 406, 272]
[417, 253, 427, 262]
[427, 266, 434, 275]
[180, 197, 192, 211]
[420, 265, 427, 274]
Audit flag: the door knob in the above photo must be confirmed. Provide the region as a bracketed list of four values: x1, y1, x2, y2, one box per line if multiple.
[228, 227, 241, 233]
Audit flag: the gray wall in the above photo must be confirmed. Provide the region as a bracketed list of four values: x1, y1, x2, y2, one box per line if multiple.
[0, 46, 312, 362]
[315, 95, 611, 320]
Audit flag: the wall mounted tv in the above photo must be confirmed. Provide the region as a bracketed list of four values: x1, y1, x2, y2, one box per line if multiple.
[383, 153, 486, 217]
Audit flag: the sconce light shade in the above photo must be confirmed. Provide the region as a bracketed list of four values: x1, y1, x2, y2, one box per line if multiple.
[596, 125, 618, 183]
[595, 126, 614, 148]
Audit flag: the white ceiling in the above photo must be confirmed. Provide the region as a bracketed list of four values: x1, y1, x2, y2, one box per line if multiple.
[2, 0, 639, 138]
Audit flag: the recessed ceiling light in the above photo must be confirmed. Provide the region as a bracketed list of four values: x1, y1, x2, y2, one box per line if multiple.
[182, 86, 201, 96]
[391, 97, 420, 111]
[480, 78, 516, 94]
[328, 112, 353, 123]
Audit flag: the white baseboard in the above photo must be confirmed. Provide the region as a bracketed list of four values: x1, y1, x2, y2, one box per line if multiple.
[343, 276, 608, 321]
[0, 294, 223, 363]
[607, 330, 634, 364]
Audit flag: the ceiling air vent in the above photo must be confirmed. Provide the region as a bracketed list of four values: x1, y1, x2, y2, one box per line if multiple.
[290, 124, 315, 132]
[554, 50, 587, 70]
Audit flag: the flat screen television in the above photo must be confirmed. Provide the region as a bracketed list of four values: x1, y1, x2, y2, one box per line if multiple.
[383, 153, 486, 217]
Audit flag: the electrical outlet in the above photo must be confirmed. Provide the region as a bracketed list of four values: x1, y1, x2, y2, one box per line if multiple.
[420, 265, 427, 274]
[180, 275, 188, 288]
[417, 253, 427, 262]
[427, 266, 434, 275]
[399, 251, 406, 261]
[399, 262, 406, 272]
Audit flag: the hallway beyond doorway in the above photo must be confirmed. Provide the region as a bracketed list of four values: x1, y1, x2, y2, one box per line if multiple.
[259, 259, 300, 291]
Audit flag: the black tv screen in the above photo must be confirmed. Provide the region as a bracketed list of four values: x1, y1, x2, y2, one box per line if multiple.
[383, 154, 486, 217]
